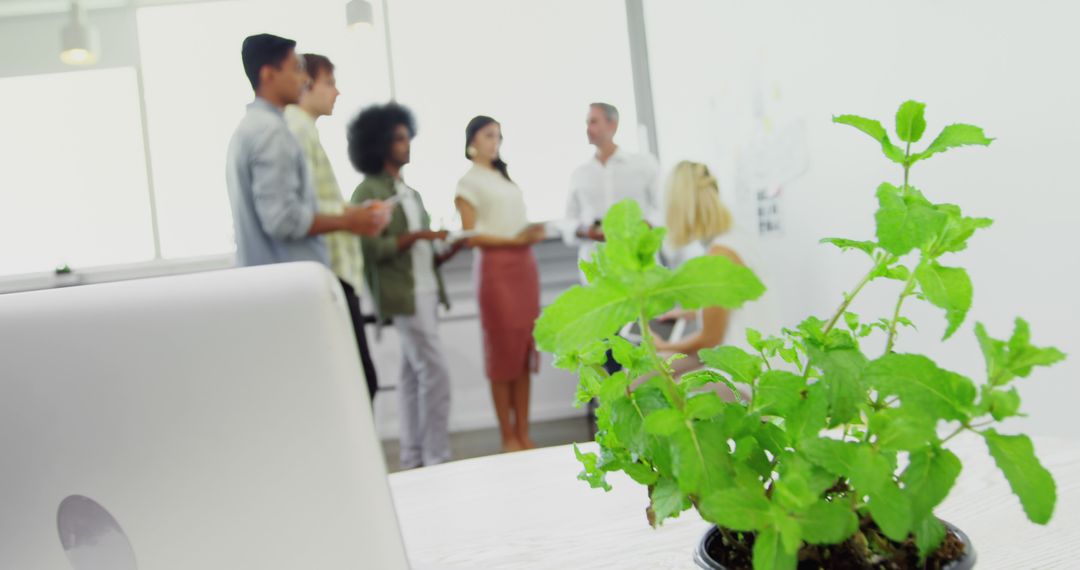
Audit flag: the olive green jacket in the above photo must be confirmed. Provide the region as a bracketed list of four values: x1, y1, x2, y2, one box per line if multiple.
[351, 172, 449, 319]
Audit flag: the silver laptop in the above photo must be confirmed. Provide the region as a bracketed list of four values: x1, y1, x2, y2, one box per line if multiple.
[0, 262, 410, 569]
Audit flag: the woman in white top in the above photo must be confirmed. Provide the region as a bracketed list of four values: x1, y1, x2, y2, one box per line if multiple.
[653, 161, 779, 395]
[454, 116, 546, 452]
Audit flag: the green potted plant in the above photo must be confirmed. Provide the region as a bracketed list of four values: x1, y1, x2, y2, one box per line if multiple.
[534, 101, 1065, 569]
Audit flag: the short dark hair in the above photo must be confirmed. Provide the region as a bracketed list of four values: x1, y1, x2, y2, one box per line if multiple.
[301, 53, 334, 82]
[590, 102, 619, 123]
[241, 33, 296, 91]
[347, 102, 417, 175]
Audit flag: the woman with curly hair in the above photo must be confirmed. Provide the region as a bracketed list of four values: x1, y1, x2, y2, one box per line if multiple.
[349, 102, 463, 469]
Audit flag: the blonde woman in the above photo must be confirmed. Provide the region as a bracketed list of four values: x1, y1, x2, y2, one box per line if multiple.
[653, 161, 776, 384]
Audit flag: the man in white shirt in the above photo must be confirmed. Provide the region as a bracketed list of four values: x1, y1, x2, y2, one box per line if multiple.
[565, 102, 662, 277]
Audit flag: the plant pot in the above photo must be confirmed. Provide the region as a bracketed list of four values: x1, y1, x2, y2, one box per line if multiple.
[693, 521, 976, 570]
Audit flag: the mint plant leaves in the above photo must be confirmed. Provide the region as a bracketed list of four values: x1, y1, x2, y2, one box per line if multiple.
[833, 114, 906, 164]
[895, 100, 928, 143]
[535, 102, 1063, 569]
[912, 124, 995, 163]
[976, 318, 1066, 386]
[983, 430, 1056, 524]
[534, 200, 764, 355]
[915, 262, 973, 339]
[874, 183, 947, 256]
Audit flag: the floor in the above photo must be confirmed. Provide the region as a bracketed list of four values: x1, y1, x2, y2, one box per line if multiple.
[381, 416, 595, 473]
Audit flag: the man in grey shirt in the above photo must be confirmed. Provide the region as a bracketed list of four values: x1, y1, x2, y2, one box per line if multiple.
[225, 34, 391, 401]
[226, 33, 389, 268]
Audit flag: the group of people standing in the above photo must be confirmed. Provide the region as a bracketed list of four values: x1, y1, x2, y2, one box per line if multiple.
[225, 33, 764, 470]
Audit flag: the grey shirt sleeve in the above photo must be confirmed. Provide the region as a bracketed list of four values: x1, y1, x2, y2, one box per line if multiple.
[251, 127, 315, 240]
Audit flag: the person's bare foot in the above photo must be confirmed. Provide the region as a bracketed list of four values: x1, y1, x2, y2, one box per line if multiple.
[501, 437, 525, 453]
[519, 436, 537, 450]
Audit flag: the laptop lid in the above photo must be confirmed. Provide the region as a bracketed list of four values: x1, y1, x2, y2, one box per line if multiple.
[0, 262, 409, 569]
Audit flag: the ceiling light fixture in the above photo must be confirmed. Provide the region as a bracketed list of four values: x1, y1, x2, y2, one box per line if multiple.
[345, 0, 373, 30]
[60, 0, 99, 66]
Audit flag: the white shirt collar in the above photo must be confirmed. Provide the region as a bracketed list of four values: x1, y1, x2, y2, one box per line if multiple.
[593, 146, 626, 167]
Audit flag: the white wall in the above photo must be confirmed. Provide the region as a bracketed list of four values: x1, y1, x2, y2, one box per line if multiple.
[0, 10, 161, 275]
[384, 0, 640, 226]
[643, 0, 1080, 438]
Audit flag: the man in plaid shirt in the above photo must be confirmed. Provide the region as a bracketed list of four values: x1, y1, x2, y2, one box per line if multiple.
[285, 53, 379, 401]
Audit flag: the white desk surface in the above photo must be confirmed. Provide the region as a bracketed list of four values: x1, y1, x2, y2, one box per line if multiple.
[388, 436, 1080, 569]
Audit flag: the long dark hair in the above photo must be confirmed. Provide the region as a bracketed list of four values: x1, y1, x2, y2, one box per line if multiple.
[465, 115, 511, 181]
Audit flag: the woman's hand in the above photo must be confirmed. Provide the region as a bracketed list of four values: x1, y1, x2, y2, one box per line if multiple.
[651, 331, 672, 352]
[420, 230, 450, 241]
[397, 230, 449, 251]
[436, 238, 469, 266]
[656, 308, 681, 322]
[515, 224, 547, 245]
[657, 308, 696, 322]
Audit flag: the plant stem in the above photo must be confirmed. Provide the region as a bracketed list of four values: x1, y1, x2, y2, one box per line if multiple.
[685, 417, 710, 482]
[638, 311, 685, 410]
[884, 266, 919, 355]
[941, 419, 993, 445]
[630, 395, 648, 421]
[822, 254, 891, 337]
[638, 311, 711, 485]
[942, 424, 967, 444]
[903, 142, 912, 193]
[884, 142, 917, 355]
[803, 257, 886, 381]
[758, 348, 773, 372]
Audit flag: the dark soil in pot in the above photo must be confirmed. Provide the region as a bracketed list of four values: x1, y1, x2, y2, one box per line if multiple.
[694, 519, 975, 570]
